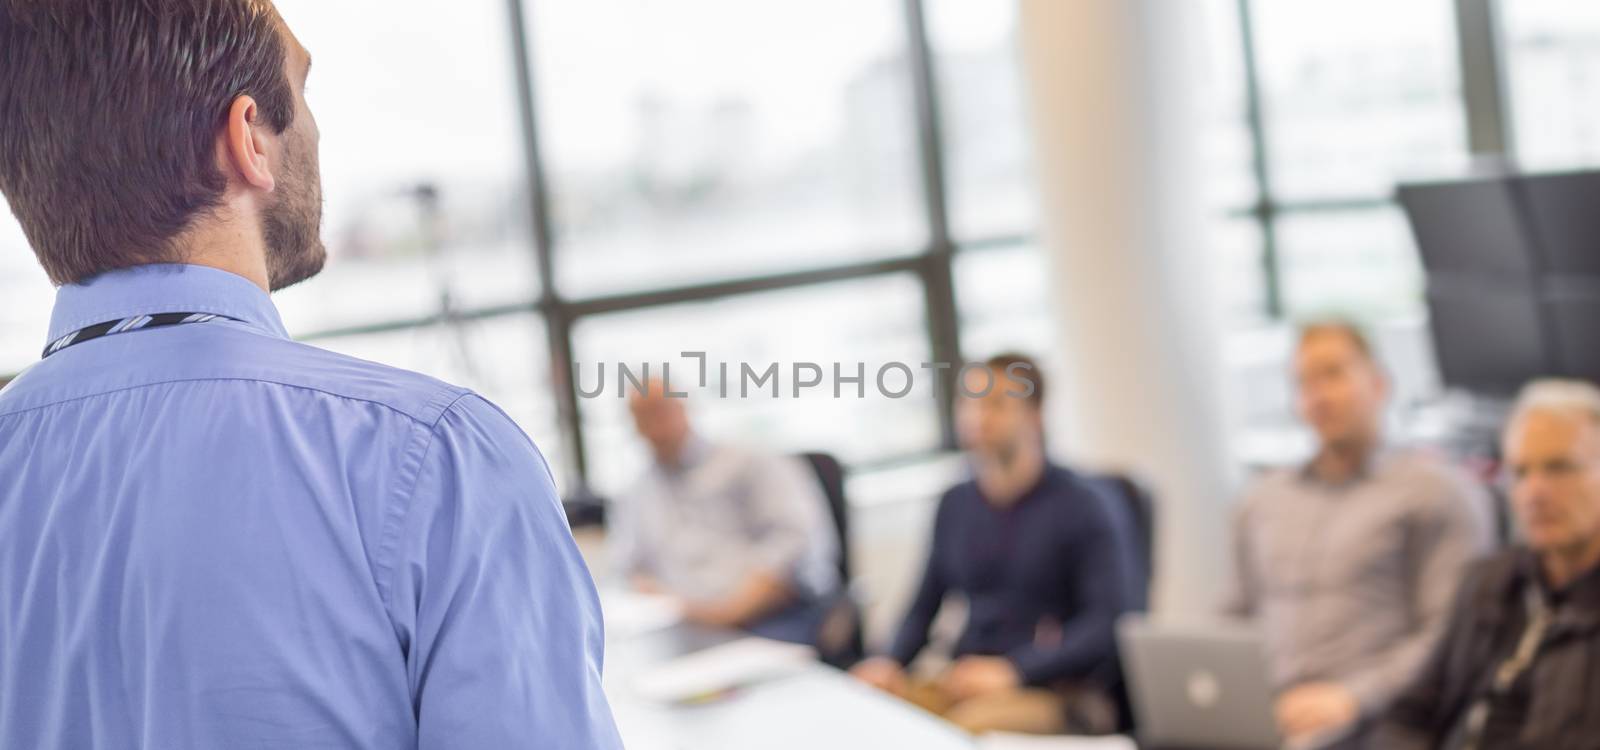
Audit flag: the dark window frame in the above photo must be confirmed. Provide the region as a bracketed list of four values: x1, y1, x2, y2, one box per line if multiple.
[1231, 0, 1515, 319]
[3, 0, 1522, 496]
[292, 0, 1012, 494]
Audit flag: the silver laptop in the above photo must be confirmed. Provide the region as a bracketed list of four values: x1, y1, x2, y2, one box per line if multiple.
[1117, 615, 1281, 750]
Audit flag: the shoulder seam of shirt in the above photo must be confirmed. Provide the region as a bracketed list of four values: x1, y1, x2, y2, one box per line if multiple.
[372, 391, 477, 616]
[0, 375, 469, 425]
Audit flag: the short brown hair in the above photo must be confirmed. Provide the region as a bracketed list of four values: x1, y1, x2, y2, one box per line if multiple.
[985, 352, 1046, 409]
[0, 0, 296, 285]
[1297, 319, 1377, 362]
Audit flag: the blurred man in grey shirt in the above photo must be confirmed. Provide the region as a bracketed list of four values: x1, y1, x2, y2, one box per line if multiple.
[610, 380, 839, 645]
[1226, 322, 1493, 745]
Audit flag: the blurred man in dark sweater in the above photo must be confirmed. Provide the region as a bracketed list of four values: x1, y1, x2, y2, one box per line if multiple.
[851, 353, 1144, 735]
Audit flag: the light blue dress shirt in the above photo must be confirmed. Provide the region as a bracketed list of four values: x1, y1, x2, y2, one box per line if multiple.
[0, 264, 622, 749]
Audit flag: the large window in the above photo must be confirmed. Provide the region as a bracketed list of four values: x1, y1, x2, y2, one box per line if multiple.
[0, 0, 1032, 498]
[1201, 0, 1600, 454]
[529, 0, 925, 296]
[1249, 0, 1468, 203]
[498, 0, 1036, 494]
[1217, 0, 1470, 322]
[270, 0, 539, 335]
[1275, 207, 1424, 319]
[1209, 0, 1600, 326]
[0, 220, 52, 376]
[572, 275, 938, 499]
[1501, 0, 1600, 168]
[953, 243, 1055, 372]
[924, 0, 1037, 240]
[6, 1, 1595, 490]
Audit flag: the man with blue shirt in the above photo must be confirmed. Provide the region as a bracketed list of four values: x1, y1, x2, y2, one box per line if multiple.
[0, 1, 621, 748]
[851, 354, 1144, 735]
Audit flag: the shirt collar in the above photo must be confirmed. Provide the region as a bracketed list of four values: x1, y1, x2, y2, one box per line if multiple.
[971, 460, 1060, 510]
[658, 434, 713, 476]
[47, 264, 290, 345]
[1299, 443, 1393, 487]
[1519, 548, 1600, 612]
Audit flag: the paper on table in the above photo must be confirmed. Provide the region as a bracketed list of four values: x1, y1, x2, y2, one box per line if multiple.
[978, 733, 1138, 750]
[601, 590, 684, 640]
[631, 636, 816, 704]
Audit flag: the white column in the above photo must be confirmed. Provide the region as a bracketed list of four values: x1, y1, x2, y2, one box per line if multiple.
[1018, 0, 1234, 615]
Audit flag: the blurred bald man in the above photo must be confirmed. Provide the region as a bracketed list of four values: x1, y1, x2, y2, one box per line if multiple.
[609, 380, 840, 645]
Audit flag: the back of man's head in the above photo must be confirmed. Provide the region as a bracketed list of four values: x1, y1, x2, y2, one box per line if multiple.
[0, 0, 295, 286]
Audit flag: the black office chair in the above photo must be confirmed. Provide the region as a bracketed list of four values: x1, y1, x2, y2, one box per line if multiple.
[797, 452, 866, 668]
[1478, 457, 1515, 548]
[1087, 472, 1157, 735]
[562, 486, 608, 531]
[1091, 473, 1156, 605]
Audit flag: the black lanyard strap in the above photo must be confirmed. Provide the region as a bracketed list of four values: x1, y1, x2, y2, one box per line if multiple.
[42, 313, 232, 359]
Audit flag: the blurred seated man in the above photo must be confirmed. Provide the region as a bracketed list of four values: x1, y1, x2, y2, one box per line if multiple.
[1375, 380, 1600, 748]
[1225, 322, 1493, 745]
[610, 379, 840, 646]
[851, 354, 1143, 736]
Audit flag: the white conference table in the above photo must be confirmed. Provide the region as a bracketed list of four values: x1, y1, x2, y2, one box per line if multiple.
[603, 623, 977, 750]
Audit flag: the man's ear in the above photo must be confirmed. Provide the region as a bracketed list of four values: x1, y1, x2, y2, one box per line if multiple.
[1027, 407, 1046, 433]
[219, 95, 276, 193]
